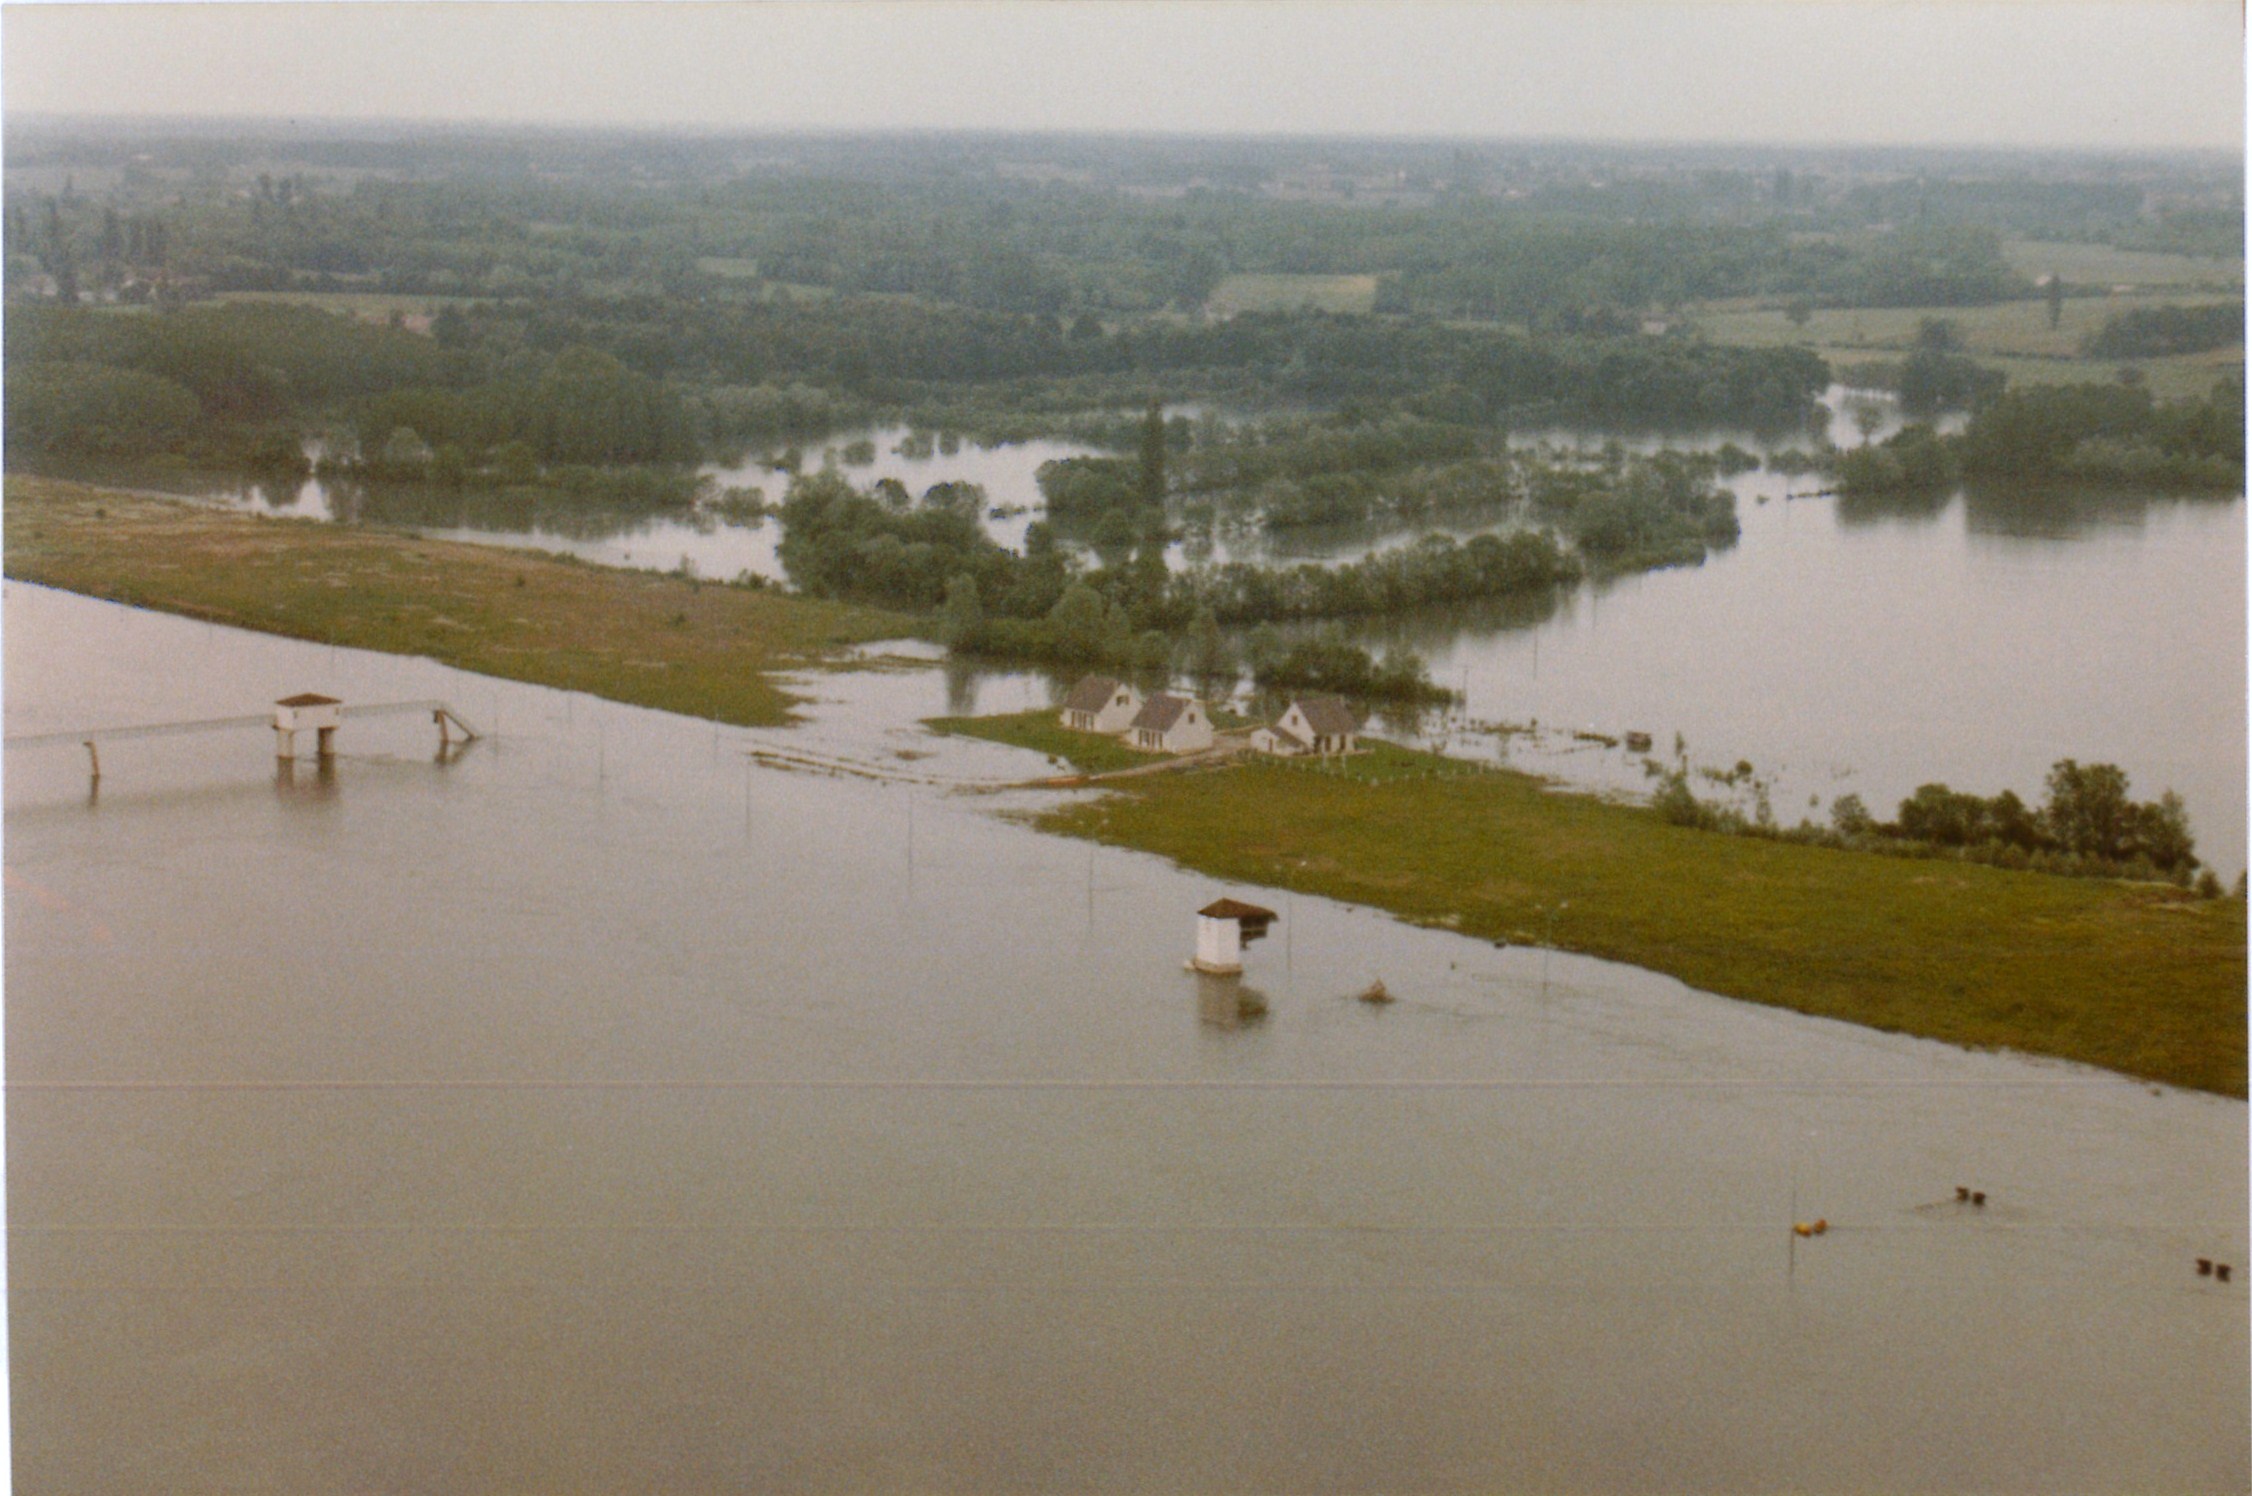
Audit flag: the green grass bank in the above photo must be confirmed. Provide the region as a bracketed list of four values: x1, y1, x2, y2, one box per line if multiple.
[959, 719, 2244, 1096]
[4, 476, 913, 726]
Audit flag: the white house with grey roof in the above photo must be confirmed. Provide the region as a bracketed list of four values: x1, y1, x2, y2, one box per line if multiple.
[1060, 675, 1143, 734]
[1260, 695, 1360, 755]
[1127, 693, 1214, 754]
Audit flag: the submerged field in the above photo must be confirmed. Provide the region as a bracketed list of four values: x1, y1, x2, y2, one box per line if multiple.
[972, 729, 2246, 1096]
[11, 473, 2241, 1095]
[3, 476, 911, 726]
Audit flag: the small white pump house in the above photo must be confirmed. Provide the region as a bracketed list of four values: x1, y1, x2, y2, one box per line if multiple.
[1193, 898, 1279, 975]
[1127, 694, 1214, 754]
[272, 693, 343, 760]
[1061, 675, 1143, 734]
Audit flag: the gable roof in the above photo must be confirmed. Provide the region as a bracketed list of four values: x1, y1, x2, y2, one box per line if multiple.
[1260, 723, 1310, 750]
[1130, 693, 1195, 732]
[1063, 675, 1125, 714]
[1292, 695, 1360, 736]
[1200, 898, 1278, 922]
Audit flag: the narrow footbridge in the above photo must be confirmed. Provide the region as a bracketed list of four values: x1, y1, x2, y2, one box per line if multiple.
[6, 698, 481, 780]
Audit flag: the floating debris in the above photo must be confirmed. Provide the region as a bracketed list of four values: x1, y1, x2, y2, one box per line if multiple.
[1624, 731, 1654, 753]
[2198, 1258, 2214, 1276]
[2220, 1264, 2234, 1283]
[1792, 1219, 1828, 1238]
[1356, 979, 1393, 1005]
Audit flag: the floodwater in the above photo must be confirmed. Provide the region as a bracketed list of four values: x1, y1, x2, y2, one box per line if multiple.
[6, 584, 2246, 1493]
[81, 423, 1094, 583]
[1363, 471, 2250, 881]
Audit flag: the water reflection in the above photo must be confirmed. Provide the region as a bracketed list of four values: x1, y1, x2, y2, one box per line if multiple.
[1831, 483, 1957, 529]
[1193, 971, 1271, 1030]
[1962, 481, 2241, 543]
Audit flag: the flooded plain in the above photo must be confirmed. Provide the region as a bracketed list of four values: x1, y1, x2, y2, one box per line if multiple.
[61, 387, 2245, 877]
[6, 583, 2246, 1493]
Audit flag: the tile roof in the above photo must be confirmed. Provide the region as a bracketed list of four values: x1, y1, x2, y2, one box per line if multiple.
[1063, 675, 1124, 714]
[1293, 695, 1360, 736]
[1130, 693, 1194, 732]
[1200, 898, 1279, 921]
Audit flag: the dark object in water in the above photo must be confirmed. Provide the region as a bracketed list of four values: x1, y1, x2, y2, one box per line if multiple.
[1624, 731, 1653, 753]
[1971, 1191, 1986, 1207]
[1956, 1187, 1971, 1202]
[2197, 1258, 2214, 1276]
[1357, 979, 1393, 1005]
[2219, 1264, 2234, 1283]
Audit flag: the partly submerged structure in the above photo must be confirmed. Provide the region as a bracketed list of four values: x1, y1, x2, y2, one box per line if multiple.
[272, 693, 344, 761]
[1193, 897, 1278, 975]
[1060, 675, 1143, 734]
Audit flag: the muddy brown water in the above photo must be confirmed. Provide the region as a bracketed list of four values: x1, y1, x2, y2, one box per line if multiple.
[6, 584, 2245, 1492]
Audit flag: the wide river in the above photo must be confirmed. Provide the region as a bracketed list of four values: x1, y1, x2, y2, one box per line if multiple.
[60, 393, 2250, 877]
[6, 584, 2245, 1492]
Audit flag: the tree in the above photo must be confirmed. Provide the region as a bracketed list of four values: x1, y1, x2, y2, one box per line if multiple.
[1047, 584, 1109, 662]
[2041, 759, 2133, 861]
[938, 573, 985, 650]
[1829, 794, 1872, 835]
[1138, 400, 1167, 509]
[1186, 605, 1231, 683]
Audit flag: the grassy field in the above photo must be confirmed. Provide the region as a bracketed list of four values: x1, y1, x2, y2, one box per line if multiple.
[1695, 293, 2239, 360]
[1696, 291, 2242, 402]
[975, 730, 2244, 1095]
[1209, 272, 1380, 316]
[4, 476, 912, 727]
[694, 256, 762, 279]
[925, 708, 1152, 773]
[2001, 239, 2243, 291]
[210, 290, 488, 317]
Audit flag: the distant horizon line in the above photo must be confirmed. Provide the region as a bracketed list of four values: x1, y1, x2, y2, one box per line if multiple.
[6, 110, 2244, 164]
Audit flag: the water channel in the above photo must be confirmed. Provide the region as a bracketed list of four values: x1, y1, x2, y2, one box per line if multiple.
[6, 584, 2245, 1492]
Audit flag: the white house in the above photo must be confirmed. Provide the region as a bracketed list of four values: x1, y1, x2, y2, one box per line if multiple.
[1273, 696, 1360, 755]
[1193, 897, 1278, 974]
[1249, 723, 1311, 757]
[1127, 694, 1214, 754]
[1060, 675, 1142, 734]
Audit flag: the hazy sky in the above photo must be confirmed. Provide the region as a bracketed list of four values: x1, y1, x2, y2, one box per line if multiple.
[3, 2, 2243, 151]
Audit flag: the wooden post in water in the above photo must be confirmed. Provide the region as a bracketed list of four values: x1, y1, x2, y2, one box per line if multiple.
[82, 739, 100, 785]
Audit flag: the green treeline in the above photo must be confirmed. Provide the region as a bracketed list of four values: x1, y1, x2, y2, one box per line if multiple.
[10, 151, 2045, 319]
[1663, 757, 2213, 890]
[1049, 411, 1744, 573]
[1833, 375, 2245, 497]
[5, 296, 1832, 485]
[775, 434, 1739, 699]
[4, 302, 696, 480]
[2083, 301, 2245, 359]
